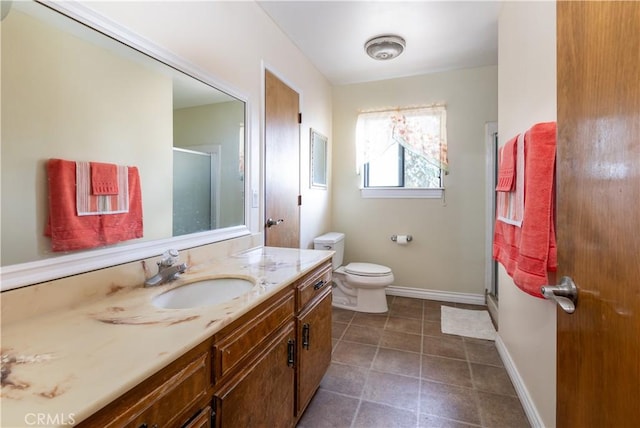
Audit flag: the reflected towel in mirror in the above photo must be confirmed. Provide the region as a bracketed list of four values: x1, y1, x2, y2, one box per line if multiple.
[45, 158, 143, 252]
[90, 161, 119, 195]
[77, 161, 129, 215]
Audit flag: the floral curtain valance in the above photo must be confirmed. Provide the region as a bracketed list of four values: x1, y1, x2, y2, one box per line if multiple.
[355, 105, 448, 173]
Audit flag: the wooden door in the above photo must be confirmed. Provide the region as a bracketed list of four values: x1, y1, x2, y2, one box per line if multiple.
[265, 70, 300, 248]
[556, 2, 640, 426]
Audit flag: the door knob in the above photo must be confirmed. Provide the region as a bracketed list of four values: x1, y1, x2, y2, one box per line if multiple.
[266, 218, 284, 228]
[541, 276, 578, 314]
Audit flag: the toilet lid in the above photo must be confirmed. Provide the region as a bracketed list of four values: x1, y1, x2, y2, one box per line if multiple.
[345, 262, 392, 277]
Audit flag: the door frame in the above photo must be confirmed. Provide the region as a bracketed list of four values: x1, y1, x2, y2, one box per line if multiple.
[484, 122, 499, 316]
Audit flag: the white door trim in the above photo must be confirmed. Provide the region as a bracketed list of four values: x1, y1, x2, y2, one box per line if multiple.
[485, 122, 498, 297]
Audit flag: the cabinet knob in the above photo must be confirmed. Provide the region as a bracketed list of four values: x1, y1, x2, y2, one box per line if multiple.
[313, 280, 326, 290]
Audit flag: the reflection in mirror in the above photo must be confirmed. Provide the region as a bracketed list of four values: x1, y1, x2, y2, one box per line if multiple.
[173, 95, 245, 234]
[1, 1, 247, 269]
[310, 129, 328, 188]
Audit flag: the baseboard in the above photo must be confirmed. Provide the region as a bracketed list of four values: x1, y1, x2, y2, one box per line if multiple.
[386, 286, 485, 305]
[495, 335, 545, 428]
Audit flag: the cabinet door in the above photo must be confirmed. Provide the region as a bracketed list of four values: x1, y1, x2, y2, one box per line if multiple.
[214, 322, 296, 428]
[296, 289, 332, 416]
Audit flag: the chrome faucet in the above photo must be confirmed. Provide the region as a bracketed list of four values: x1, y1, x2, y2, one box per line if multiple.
[144, 249, 187, 287]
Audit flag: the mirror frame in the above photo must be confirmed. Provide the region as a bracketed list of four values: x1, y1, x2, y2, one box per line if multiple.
[0, 0, 252, 291]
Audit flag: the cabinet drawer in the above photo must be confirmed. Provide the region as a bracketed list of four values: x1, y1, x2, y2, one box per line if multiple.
[213, 289, 294, 380]
[124, 352, 208, 428]
[296, 261, 332, 310]
[78, 349, 210, 428]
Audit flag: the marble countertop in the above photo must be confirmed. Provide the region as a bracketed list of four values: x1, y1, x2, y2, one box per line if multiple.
[0, 246, 333, 427]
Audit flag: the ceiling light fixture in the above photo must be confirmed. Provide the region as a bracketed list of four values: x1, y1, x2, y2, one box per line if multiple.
[364, 35, 406, 61]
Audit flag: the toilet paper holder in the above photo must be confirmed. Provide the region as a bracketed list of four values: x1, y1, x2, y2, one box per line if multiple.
[390, 235, 413, 242]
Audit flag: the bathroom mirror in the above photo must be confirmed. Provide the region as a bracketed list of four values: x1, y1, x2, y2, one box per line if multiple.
[0, 1, 249, 288]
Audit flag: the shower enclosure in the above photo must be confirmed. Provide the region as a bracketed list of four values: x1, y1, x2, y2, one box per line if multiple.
[172, 146, 220, 236]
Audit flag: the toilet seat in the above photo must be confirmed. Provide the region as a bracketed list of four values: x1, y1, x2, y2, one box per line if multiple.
[344, 262, 392, 277]
[341, 263, 394, 290]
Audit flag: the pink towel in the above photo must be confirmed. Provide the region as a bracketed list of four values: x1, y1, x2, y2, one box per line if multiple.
[77, 161, 129, 215]
[496, 136, 517, 191]
[493, 122, 557, 298]
[45, 159, 143, 252]
[90, 162, 119, 195]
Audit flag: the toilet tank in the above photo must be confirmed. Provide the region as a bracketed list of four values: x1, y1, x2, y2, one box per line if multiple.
[313, 232, 345, 270]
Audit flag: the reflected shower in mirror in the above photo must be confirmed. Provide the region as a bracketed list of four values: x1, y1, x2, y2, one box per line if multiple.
[1, 1, 246, 267]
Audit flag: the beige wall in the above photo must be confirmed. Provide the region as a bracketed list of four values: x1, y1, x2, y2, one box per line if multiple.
[332, 66, 497, 295]
[498, 2, 557, 426]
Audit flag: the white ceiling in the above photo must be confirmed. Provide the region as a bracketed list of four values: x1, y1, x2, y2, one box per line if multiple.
[258, 1, 503, 85]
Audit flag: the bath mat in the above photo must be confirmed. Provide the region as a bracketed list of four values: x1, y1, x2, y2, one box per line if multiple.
[440, 306, 496, 341]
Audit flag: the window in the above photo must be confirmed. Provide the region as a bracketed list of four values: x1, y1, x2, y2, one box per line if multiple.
[356, 105, 448, 198]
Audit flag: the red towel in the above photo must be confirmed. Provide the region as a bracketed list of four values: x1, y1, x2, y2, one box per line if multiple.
[90, 162, 119, 195]
[496, 135, 517, 191]
[45, 159, 143, 252]
[493, 122, 557, 298]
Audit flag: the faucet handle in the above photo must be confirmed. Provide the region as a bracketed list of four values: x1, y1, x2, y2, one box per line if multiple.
[159, 249, 179, 267]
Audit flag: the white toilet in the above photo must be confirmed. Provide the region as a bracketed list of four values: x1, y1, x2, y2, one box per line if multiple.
[314, 232, 394, 313]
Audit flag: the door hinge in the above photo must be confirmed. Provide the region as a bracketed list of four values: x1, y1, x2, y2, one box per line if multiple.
[298, 113, 302, 124]
[297, 195, 302, 206]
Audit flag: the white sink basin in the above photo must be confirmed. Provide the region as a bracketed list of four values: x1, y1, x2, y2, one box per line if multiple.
[152, 277, 255, 309]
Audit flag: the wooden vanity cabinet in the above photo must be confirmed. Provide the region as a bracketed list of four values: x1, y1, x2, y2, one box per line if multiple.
[212, 260, 333, 427]
[80, 259, 333, 428]
[294, 260, 333, 419]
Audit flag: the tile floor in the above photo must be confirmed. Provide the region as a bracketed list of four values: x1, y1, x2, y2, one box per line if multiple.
[297, 296, 530, 428]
